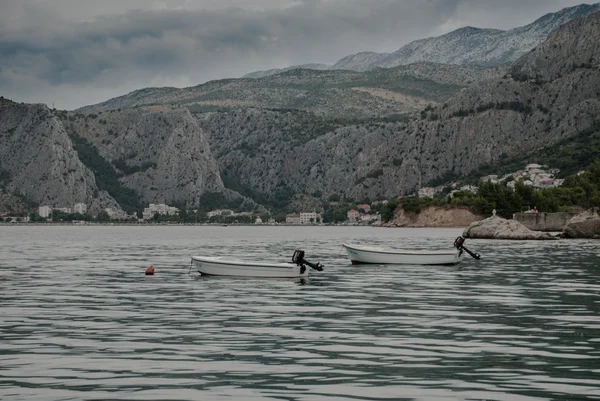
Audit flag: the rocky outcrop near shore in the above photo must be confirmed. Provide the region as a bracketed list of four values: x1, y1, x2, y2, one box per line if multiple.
[463, 215, 557, 240]
[562, 209, 600, 238]
[386, 206, 482, 227]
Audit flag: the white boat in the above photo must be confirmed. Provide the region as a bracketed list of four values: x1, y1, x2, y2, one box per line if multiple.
[342, 237, 479, 265]
[191, 250, 323, 278]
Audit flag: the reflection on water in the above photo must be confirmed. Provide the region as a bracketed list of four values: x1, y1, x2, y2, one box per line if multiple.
[1, 225, 600, 400]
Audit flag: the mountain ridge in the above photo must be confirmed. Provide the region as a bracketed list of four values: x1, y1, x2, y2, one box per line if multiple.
[2, 8, 600, 215]
[76, 62, 504, 117]
[244, 3, 600, 77]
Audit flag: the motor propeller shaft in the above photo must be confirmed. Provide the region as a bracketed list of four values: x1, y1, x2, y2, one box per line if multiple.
[454, 236, 481, 260]
[292, 250, 324, 271]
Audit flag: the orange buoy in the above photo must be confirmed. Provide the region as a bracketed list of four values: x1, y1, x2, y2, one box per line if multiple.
[145, 265, 155, 275]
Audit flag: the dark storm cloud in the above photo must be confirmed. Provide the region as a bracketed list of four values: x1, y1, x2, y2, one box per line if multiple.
[0, 0, 587, 109]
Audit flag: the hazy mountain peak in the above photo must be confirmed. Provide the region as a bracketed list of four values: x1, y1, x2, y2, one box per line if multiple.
[242, 63, 331, 79]
[243, 2, 600, 77]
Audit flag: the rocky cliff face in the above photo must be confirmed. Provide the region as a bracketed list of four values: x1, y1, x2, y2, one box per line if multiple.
[203, 11, 600, 204]
[63, 106, 236, 208]
[511, 9, 600, 81]
[0, 99, 253, 214]
[0, 99, 121, 214]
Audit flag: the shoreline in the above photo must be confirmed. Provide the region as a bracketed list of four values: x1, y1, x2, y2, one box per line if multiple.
[0, 222, 464, 228]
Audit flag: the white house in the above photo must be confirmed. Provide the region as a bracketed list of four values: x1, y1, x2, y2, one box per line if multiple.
[360, 213, 380, 223]
[143, 203, 179, 220]
[206, 209, 234, 218]
[356, 204, 371, 212]
[347, 209, 360, 222]
[286, 213, 301, 224]
[418, 186, 444, 198]
[300, 211, 321, 224]
[38, 205, 52, 218]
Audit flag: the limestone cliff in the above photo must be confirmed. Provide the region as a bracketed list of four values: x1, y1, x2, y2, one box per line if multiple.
[62, 106, 251, 209]
[0, 99, 121, 214]
[203, 11, 600, 204]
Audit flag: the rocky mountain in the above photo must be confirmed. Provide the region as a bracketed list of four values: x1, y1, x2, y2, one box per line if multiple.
[77, 63, 503, 119]
[0, 98, 122, 214]
[370, 3, 600, 69]
[4, 9, 600, 215]
[511, 9, 600, 81]
[242, 63, 331, 79]
[0, 98, 257, 214]
[331, 52, 390, 72]
[243, 3, 600, 77]
[200, 10, 600, 205]
[61, 106, 231, 208]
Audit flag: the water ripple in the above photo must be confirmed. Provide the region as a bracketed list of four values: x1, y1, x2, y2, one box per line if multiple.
[1, 226, 600, 400]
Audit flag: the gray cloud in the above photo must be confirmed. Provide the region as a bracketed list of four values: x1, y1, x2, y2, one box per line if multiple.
[0, 0, 588, 109]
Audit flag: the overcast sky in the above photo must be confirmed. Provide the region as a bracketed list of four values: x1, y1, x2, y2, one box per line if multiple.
[0, 0, 590, 109]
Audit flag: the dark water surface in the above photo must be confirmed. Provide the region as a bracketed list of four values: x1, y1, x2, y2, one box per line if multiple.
[1, 225, 600, 400]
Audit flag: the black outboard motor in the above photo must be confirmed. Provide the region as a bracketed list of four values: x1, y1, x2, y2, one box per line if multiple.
[292, 250, 324, 274]
[454, 236, 481, 260]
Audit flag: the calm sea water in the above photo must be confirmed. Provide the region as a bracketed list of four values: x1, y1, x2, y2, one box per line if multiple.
[1, 225, 600, 401]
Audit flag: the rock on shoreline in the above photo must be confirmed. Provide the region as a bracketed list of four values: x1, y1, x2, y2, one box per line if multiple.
[386, 206, 482, 228]
[563, 208, 600, 238]
[463, 215, 557, 240]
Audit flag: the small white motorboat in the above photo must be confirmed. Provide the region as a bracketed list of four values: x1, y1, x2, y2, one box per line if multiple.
[191, 250, 323, 278]
[342, 236, 480, 265]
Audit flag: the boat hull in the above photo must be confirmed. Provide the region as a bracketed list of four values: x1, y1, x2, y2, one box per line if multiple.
[342, 243, 464, 265]
[191, 256, 309, 278]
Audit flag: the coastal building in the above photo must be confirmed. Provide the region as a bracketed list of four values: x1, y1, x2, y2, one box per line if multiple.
[480, 163, 566, 190]
[285, 213, 301, 224]
[142, 203, 179, 220]
[356, 204, 371, 212]
[254, 216, 263, 224]
[525, 163, 543, 174]
[371, 200, 388, 206]
[418, 186, 444, 198]
[459, 185, 478, 193]
[54, 207, 72, 214]
[347, 209, 360, 222]
[481, 175, 499, 184]
[38, 205, 52, 218]
[300, 211, 321, 224]
[360, 213, 380, 223]
[206, 209, 234, 218]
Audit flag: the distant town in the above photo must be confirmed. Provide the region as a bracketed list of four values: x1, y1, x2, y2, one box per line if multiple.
[0, 163, 579, 225]
[0, 204, 383, 226]
[417, 163, 576, 199]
